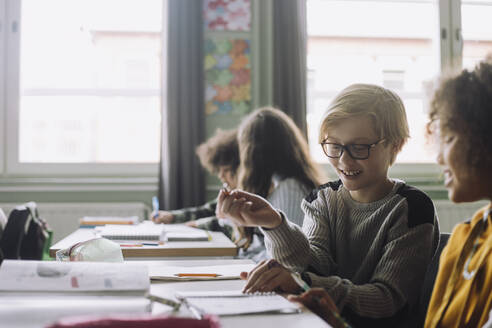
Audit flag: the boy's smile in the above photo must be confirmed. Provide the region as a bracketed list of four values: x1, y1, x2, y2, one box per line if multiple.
[340, 169, 362, 177]
[323, 115, 396, 203]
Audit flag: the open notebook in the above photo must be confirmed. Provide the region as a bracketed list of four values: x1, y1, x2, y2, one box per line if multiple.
[175, 290, 301, 316]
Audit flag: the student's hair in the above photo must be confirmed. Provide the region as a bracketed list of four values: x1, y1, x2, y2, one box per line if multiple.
[427, 57, 492, 171]
[237, 107, 324, 197]
[318, 84, 410, 164]
[195, 128, 239, 175]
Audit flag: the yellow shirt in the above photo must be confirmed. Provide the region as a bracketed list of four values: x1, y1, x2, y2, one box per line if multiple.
[425, 204, 492, 328]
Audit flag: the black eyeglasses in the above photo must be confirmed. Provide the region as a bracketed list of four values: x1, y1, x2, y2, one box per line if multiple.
[320, 139, 385, 160]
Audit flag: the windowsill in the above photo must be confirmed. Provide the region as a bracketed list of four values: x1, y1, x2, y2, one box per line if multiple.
[0, 176, 159, 192]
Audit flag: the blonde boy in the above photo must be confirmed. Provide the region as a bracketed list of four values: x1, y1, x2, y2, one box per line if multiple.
[217, 84, 439, 327]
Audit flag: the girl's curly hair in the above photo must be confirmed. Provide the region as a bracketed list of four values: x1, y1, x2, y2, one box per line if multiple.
[428, 57, 492, 171]
[195, 128, 239, 175]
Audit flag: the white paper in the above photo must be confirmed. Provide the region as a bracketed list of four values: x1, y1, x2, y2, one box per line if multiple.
[148, 263, 256, 281]
[0, 260, 149, 292]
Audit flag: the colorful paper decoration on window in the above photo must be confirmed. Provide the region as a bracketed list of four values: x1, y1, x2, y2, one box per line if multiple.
[205, 38, 250, 115]
[203, 0, 251, 31]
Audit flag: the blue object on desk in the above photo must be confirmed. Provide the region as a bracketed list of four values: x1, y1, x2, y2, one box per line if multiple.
[152, 196, 159, 219]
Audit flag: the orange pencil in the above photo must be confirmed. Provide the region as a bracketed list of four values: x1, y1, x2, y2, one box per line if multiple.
[120, 244, 144, 247]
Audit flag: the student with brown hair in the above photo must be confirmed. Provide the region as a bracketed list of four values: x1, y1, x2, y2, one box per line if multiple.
[152, 128, 239, 230]
[232, 107, 325, 261]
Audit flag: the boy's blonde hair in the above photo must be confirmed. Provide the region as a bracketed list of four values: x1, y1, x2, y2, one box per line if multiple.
[319, 84, 409, 163]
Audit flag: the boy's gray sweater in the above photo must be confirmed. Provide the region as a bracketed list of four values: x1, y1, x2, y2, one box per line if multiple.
[262, 179, 439, 325]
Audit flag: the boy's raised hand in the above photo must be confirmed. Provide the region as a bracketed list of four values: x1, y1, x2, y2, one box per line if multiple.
[216, 189, 283, 229]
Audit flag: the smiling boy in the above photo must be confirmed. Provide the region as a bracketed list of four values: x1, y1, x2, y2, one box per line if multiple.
[217, 84, 440, 327]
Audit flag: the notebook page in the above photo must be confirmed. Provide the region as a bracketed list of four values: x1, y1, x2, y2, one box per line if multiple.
[176, 290, 301, 316]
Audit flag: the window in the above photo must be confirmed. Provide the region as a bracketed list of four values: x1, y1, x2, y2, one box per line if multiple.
[2, 0, 166, 175]
[306, 0, 492, 169]
[461, 1, 492, 70]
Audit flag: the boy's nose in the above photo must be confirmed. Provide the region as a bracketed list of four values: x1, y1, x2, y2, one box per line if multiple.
[339, 149, 355, 164]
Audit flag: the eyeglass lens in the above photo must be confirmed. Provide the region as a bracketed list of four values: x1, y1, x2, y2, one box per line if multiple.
[323, 144, 370, 159]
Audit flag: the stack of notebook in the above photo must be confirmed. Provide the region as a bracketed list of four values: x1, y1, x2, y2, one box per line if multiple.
[96, 222, 210, 242]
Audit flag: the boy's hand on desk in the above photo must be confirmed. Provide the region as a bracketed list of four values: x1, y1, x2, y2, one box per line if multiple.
[288, 289, 342, 328]
[151, 210, 174, 224]
[216, 189, 282, 229]
[241, 259, 301, 294]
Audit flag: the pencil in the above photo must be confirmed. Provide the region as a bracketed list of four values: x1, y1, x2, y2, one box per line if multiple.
[147, 294, 181, 310]
[290, 272, 352, 328]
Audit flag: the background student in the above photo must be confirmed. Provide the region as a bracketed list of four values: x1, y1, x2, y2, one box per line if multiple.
[231, 106, 325, 261]
[217, 84, 439, 326]
[423, 58, 492, 328]
[152, 128, 239, 233]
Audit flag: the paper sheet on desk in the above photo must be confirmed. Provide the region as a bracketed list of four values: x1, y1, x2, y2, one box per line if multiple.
[149, 263, 256, 281]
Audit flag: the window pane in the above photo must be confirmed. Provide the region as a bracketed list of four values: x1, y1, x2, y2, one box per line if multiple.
[19, 0, 162, 163]
[307, 0, 439, 163]
[461, 0, 492, 70]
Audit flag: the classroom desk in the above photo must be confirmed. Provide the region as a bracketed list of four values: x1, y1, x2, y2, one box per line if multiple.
[147, 259, 330, 328]
[49, 228, 238, 258]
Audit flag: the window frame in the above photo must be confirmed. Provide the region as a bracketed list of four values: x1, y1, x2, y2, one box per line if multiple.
[2, 0, 165, 177]
[0, 0, 477, 181]
[0, 0, 6, 175]
[306, 0, 467, 183]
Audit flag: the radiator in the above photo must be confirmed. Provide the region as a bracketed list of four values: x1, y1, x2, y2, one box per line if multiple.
[434, 200, 489, 233]
[0, 202, 149, 243]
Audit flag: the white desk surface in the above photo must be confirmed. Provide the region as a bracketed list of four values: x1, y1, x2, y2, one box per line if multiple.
[50, 228, 238, 258]
[147, 259, 330, 328]
[0, 259, 328, 328]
